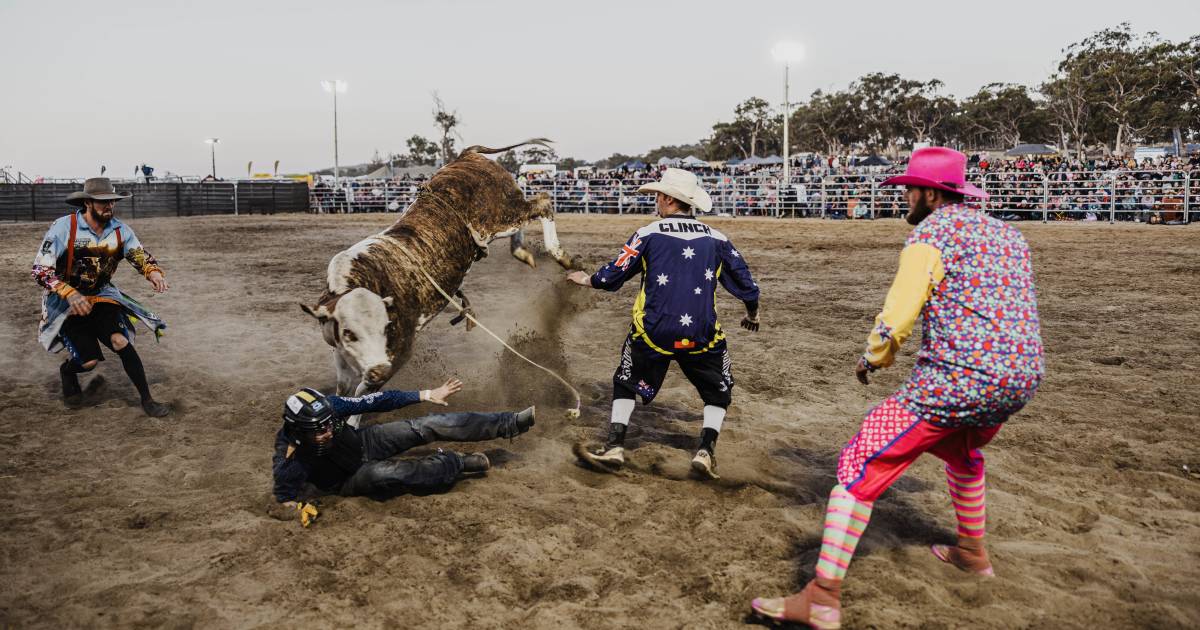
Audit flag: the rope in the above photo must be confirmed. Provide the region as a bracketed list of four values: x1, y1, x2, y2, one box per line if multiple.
[384, 235, 582, 418]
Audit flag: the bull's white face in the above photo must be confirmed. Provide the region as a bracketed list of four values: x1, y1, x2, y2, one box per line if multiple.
[328, 288, 394, 385]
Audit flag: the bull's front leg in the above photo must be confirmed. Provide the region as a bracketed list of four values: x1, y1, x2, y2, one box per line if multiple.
[345, 380, 382, 429]
[529, 193, 573, 269]
[448, 290, 477, 331]
[335, 353, 370, 428]
[508, 228, 536, 268]
[346, 330, 416, 428]
[335, 352, 358, 396]
[539, 217, 568, 267]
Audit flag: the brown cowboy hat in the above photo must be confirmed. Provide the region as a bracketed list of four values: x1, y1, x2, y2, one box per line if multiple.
[66, 177, 132, 207]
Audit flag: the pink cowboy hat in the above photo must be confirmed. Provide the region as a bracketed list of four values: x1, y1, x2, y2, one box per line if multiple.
[880, 147, 988, 199]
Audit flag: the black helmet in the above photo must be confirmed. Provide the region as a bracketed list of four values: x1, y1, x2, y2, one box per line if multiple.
[283, 388, 336, 453]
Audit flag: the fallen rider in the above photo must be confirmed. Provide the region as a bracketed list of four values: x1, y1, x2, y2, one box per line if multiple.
[269, 377, 534, 526]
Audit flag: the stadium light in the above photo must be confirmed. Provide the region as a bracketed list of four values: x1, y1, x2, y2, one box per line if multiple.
[321, 80, 348, 190]
[772, 41, 805, 217]
[205, 138, 220, 179]
[771, 41, 806, 64]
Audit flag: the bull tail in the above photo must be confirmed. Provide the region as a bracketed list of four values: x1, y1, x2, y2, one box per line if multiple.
[458, 138, 553, 158]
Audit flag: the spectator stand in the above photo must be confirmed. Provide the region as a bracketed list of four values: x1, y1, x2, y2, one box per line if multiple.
[304, 161, 1197, 225]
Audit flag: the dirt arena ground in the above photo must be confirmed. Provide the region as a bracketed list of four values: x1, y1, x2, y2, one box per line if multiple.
[1, 212, 1198, 629]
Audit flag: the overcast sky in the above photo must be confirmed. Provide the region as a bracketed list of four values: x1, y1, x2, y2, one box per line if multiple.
[2, 0, 1197, 178]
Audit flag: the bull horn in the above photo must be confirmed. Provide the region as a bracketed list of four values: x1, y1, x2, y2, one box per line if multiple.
[300, 303, 331, 321]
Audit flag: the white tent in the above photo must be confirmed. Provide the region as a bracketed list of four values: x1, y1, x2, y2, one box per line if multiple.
[680, 155, 708, 167]
[519, 163, 557, 174]
[365, 164, 437, 179]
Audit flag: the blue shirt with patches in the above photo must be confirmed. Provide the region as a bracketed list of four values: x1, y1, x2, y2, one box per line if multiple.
[590, 216, 759, 355]
[33, 211, 155, 297]
[32, 211, 167, 352]
[271, 390, 422, 502]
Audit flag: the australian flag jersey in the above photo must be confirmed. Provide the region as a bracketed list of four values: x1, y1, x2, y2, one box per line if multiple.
[590, 216, 759, 356]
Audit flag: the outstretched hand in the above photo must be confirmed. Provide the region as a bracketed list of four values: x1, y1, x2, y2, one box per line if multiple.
[566, 271, 591, 287]
[147, 270, 169, 293]
[427, 378, 463, 406]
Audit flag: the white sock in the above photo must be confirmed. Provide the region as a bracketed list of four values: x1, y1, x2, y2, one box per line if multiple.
[610, 398, 635, 426]
[702, 405, 726, 433]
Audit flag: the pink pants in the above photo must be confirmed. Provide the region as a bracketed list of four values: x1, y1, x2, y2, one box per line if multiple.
[837, 396, 1001, 502]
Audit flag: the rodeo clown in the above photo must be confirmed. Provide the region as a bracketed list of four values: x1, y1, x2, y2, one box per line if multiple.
[750, 147, 1045, 628]
[271, 377, 535, 527]
[566, 168, 760, 479]
[32, 178, 171, 417]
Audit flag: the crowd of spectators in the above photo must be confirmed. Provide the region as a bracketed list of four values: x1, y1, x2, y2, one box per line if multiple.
[311, 151, 1199, 223]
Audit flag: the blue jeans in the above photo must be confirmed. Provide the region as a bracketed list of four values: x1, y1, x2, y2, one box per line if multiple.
[340, 411, 517, 496]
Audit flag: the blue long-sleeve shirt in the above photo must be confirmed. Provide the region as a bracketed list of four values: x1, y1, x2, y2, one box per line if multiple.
[591, 216, 759, 355]
[271, 390, 422, 501]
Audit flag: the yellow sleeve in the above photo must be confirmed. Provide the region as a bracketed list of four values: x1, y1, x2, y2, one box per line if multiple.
[863, 242, 944, 368]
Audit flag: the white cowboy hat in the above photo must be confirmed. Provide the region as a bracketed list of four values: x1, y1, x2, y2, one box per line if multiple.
[638, 168, 713, 213]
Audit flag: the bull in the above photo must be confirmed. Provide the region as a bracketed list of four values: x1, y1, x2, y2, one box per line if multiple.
[301, 139, 570, 414]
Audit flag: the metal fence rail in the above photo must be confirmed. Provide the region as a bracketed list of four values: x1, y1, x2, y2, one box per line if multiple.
[308, 170, 1196, 223]
[0, 181, 310, 222]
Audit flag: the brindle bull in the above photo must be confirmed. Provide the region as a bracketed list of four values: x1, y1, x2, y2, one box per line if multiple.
[301, 139, 570, 417]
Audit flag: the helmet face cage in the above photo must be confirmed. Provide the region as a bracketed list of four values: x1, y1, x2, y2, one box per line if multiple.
[292, 419, 334, 455]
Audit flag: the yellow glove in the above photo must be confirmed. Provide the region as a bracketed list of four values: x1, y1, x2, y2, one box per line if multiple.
[296, 501, 319, 528]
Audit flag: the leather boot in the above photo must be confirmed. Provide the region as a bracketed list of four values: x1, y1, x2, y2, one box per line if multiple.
[61, 361, 83, 408]
[750, 577, 842, 629]
[515, 406, 536, 433]
[461, 452, 491, 474]
[932, 535, 994, 576]
[141, 399, 172, 418]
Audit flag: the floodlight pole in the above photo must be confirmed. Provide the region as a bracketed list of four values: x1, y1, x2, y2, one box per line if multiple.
[323, 80, 345, 191]
[783, 62, 790, 218]
[773, 41, 805, 218]
[332, 87, 340, 190]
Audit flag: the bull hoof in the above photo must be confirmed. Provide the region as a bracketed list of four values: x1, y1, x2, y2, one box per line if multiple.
[511, 247, 536, 268]
[556, 254, 584, 271]
[450, 309, 477, 330]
